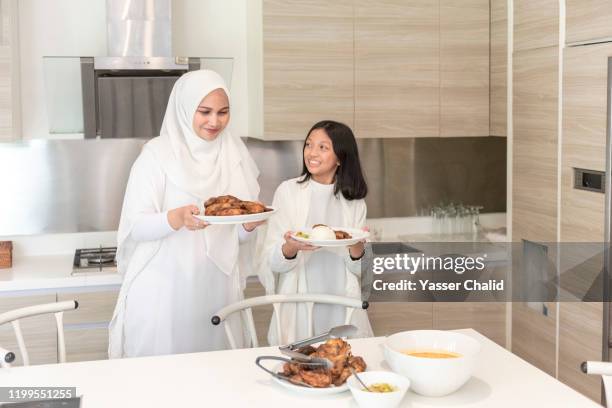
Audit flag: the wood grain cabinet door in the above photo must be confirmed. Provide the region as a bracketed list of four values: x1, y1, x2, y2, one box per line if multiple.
[566, 0, 612, 45]
[262, 0, 354, 140]
[0, 294, 58, 366]
[354, 0, 439, 138]
[439, 0, 489, 137]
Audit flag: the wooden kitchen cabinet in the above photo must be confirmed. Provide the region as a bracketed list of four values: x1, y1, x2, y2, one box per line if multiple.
[566, 0, 612, 45]
[490, 0, 507, 136]
[58, 290, 118, 325]
[512, 46, 559, 243]
[262, 0, 354, 140]
[65, 327, 110, 363]
[433, 303, 505, 347]
[354, 0, 439, 138]
[512, 46, 559, 377]
[513, 0, 559, 52]
[0, 294, 58, 365]
[0, 0, 18, 141]
[439, 0, 489, 137]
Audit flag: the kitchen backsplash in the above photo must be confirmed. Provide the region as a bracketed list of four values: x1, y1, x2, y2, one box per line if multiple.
[0, 137, 505, 236]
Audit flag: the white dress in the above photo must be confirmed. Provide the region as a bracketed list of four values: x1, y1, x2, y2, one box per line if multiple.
[258, 177, 373, 345]
[111, 150, 250, 357]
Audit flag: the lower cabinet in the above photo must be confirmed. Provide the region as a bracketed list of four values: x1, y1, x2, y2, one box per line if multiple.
[65, 327, 110, 363]
[0, 294, 58, 366]
[0, 289, 119, 365]
[244, 278, 506, 347]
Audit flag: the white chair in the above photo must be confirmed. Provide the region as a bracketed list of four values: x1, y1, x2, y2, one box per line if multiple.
[581, 360, 609, 406]
[211, 294, 369, 349]
[0, 300, 79, 367]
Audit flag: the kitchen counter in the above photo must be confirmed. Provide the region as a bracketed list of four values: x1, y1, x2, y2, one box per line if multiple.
[0, 329, 599, 407]
[0, 254, 120, 293]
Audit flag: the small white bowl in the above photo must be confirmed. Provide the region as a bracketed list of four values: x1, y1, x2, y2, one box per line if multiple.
[347, 371, 410, 408]
[384, 330, 481, 397]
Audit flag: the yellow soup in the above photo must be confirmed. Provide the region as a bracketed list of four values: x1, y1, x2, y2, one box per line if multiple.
[401, 349, 461, 359]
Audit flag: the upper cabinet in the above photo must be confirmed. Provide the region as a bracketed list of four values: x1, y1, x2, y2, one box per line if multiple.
[566, 0, 612, 45]
[253, 0, 490, 140]
[354, 0, 439, 138]
[439, 0, 489, 137]
[490, 0, 507, 136]
[513, 0, 559, 52]
[261, 0, 354, 140]
[0, 0, 18, 141]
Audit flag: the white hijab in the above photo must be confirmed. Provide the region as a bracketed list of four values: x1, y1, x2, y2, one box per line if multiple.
[118, 69, 260, 275]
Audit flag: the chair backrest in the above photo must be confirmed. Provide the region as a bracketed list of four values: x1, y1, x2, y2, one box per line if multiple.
[211, 294, 369, 349]
[581, 360, 610, 407]
[0, 300, 78, 367]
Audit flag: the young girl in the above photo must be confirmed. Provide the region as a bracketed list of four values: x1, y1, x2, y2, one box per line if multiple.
[259, 120, 373, 345]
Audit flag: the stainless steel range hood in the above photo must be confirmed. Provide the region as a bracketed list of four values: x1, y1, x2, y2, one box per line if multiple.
[96, 0, 188, 70]
[80, 0, 201, 138]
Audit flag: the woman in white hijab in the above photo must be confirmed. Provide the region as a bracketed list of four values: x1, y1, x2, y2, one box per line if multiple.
[108, 70, 261, 358]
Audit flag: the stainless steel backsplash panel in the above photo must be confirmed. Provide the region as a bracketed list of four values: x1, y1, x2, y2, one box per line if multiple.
[0, 137, 505, 236]
[246, 137, 506, 218]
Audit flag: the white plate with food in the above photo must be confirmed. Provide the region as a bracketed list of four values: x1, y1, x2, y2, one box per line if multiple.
[271, 363, 350, 395]
[196, 195, 276, 225]
[195, 207, 276, 225]
[291, 225, 369, 247]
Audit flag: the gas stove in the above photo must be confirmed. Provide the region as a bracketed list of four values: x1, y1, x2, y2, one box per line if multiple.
[72, 247, 118, 275]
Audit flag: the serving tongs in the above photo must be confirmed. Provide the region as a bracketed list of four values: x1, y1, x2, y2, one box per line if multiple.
[279, 324, 358, 355]
[255, 355, 332, 388]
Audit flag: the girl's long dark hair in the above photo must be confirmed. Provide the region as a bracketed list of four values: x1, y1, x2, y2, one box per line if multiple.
[297, 120, 368, 200]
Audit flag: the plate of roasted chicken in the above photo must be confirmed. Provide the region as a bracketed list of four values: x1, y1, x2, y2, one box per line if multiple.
[291, 224, 369, 247]
[196, 195, 276, 224]
[256, 337, 367, 395]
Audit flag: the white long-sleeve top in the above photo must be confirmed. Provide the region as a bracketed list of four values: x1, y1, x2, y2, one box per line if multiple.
[109, 149, 253, 358]
[258, 177, 372, 345]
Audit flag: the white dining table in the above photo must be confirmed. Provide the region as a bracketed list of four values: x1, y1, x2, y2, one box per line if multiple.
[0, 329, 601, 407]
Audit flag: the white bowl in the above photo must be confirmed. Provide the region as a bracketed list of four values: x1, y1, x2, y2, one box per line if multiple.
[383, 330, 481, 397]
[347, 371, 410, 408]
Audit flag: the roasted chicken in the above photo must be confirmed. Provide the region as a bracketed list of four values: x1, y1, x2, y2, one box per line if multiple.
[204, 196, 270, 216]
[280, 338, 366, 388]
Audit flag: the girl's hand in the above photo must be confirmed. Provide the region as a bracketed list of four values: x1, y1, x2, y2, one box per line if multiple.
[282, 231, 319, 258]
[167, 205, 209, 231]
[243, 220, 266, 232]
[348, 226, 369, 259]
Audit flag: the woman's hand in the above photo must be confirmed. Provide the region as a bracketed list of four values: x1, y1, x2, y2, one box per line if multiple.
[167, 205, 209, 231]
[243, 220, 266, 232]
[281, 231, 318, 259]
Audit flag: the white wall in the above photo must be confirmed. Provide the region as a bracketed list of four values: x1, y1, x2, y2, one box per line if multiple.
[172, 0, 250, 137]
[18, 0, 252, 139]
[18, 0, 106, 139]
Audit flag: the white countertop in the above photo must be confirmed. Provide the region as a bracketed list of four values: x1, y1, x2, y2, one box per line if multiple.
[0, 254, 121, 293]
[0, 329, 599, 408]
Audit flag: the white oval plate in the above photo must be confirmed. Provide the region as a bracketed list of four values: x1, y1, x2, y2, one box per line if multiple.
[271, 363, 349, 395]
[195, 207, 276, 225]
[291, 227, 369, 247]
